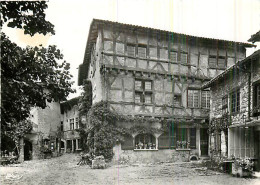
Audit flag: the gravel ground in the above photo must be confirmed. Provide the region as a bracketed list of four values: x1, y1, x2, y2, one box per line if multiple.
[1, 154, 260, 185]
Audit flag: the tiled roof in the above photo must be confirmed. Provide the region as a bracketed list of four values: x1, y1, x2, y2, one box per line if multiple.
[78, 19, 256, 85]
[202, 49, 260, 89]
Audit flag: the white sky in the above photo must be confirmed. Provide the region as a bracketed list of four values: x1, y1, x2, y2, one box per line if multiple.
[3, 0, 260, 99]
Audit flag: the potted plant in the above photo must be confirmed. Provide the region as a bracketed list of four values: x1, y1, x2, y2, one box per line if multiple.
[232, 158, 254, 177]
[148, 142, 152, 149]
[138, 141, 143, 149]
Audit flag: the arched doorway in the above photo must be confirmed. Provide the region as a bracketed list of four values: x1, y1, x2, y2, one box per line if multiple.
[24, 140, 32, 160]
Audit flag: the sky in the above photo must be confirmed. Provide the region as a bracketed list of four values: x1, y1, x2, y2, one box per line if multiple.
[3, 0, 260, 99]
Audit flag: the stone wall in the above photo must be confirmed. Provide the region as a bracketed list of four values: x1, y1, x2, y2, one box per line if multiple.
[113, 144, 198, 164]
[209, 55, 260, 158]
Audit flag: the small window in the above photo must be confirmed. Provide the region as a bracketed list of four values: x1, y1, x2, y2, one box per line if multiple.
[144, 81, 152, 90]
[135, 79, 153, 104]
[188, 90, 199, 108]
[201, 91, 210, 109]
[145, 94, 152, 104]
[209, 56, 217, 68]
[135, 80, 142, 90]
[127, 45, 135, 57]
[218, 56, 226, 68]
[230, 89, 240, 113]
[135, 93, 142, 103]
[174, 95, 181, 107]
[138, 46, 146, 58]
[170, 51, 177, 62]
[70, 118, 74, 130]
[180, 53, 188, 63]
[61, 121, 64, 132]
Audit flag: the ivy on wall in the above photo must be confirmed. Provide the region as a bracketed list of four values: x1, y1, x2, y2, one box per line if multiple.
[78, 98, 174, 161]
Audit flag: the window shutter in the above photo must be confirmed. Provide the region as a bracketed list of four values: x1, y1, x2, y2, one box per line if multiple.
[121, 134, 134, 150]
[190, 128, 196, 149]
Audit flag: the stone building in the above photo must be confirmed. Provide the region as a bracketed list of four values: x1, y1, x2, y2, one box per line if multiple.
[78, 19, 254, 163]
[19, 97, 84, 161]
[20, 101, 62, 161]
[202, 49, 260, 170]
[60, 97, 82, 153]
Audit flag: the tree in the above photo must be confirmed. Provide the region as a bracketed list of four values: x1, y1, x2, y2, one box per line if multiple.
[1, 1, 74, 152]
[0, 1, 55, 36]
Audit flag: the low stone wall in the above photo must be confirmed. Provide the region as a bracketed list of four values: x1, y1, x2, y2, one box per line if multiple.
[112, 144, 195, 164]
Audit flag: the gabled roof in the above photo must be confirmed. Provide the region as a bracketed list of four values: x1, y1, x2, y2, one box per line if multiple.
[202, 49, 260, 89]
[78, 19, 256, 85]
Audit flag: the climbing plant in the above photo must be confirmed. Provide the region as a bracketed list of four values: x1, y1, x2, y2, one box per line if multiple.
[209, 113, 231, 156]
[78, 100, 169, 161]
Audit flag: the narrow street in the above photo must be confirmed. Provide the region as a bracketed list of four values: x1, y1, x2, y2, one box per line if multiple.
[1, 154, 259, 185]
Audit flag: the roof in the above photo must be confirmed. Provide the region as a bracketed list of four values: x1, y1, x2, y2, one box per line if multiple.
[248, 30, 260, 43]
[78, 19, 256, 85]
[202, 49, 260, 89]
[60, 96, 81, 114]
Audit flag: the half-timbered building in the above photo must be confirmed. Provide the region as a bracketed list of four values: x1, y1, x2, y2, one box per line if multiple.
[78, 19, 254, 162]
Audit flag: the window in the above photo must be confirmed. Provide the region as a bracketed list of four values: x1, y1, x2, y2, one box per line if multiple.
[135, 79, 153, 104]
[230, 90, 240, 113]
[180, 53, 188, 63]
[218, 56, 226, 68]
[170, 51, 178, 62]
[201, 91, 210, 109]
[75, 117, 79, 129]
[209, 56, 217, 68]
[209, 55, 226, 68]
[70, 118, 74, 130]
[158, 122, 176, 149]
[138, 45, 146, 58]
[60, 121, 63, 132]
[173, 95, 181, 107]
[222, 96, 228, 114]
[253, 83, 260, 116]
[135, 133, 156, 149]
[188, 90, 199, 108]
[135, 93, 142, 103]
[127, 45, 135, 56]
[176, 127, 196, 149]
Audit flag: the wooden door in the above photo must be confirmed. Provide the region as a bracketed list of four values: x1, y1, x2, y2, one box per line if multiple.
[200, 128, 209, 156]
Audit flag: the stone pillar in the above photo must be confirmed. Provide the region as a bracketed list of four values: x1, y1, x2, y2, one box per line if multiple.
[196, 127, 200, 156]
[18, 137, 24, 163]
[72, 140, 74, 152]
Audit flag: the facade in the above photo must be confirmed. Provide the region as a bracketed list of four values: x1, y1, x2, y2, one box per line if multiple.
[78, 19, 254, 163]
[20, 101, 61, 161]
[60, 97, 82, 153]
[202, 50, 260, 170]
[20, 97, 83, 161]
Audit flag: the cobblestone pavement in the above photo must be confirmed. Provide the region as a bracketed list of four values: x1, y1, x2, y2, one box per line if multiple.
[1, 154, 260, 185]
